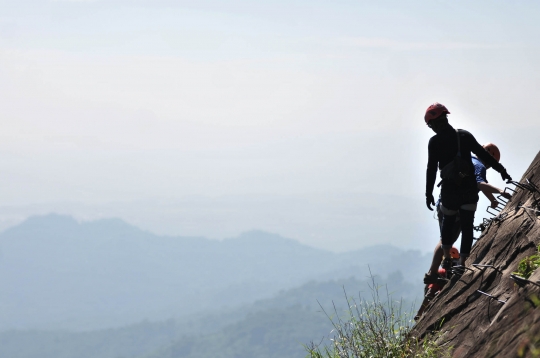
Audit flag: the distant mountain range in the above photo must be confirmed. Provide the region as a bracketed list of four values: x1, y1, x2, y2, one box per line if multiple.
[0, 214, 431, 331]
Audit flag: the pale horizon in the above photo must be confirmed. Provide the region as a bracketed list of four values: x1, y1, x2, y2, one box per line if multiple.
[1, 0, 539, 251]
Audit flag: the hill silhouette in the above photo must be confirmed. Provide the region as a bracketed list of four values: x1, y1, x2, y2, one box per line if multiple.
[0, 215, 430, 330]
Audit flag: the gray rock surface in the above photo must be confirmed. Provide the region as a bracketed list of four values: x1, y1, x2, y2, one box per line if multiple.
[412, 150, 540, 358]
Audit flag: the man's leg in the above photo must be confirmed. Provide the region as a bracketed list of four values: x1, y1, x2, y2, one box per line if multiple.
[427, 203, 456, 277]
[440, 205, 459, 262]
[428, 222, 462, 275]
[458, 205, 476, 266]
[427, 203, 446, 276]
[428, 241, 444, 276]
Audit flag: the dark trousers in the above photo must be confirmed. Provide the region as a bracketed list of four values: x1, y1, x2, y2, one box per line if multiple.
[441, 209, 475, 256]
[440, 178, 478, 257]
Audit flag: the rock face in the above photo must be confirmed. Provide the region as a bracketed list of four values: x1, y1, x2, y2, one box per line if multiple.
[412, 151, 540, 358]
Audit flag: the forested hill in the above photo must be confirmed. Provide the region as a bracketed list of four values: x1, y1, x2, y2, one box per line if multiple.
[0, 215, 430, 331]
[0, 275, 421, 358]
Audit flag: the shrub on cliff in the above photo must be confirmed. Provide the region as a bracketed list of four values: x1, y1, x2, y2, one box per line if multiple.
[513, 244, 540, 279]
[304, 276, 449, 358]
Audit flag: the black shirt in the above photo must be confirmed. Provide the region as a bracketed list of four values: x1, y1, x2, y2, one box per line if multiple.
[426, 124, 505, 197]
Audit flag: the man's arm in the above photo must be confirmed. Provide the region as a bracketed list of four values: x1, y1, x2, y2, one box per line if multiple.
[478, 182, 512, 208]
[467, 132, 512, 182]
[426, 138, 438, 210]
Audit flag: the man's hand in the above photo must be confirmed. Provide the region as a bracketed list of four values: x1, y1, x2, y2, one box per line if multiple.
[500, 170, 512, 183]
[500, 191, 512, 200]
[426, 194, 435, 211]
[490, 199, 499, 209]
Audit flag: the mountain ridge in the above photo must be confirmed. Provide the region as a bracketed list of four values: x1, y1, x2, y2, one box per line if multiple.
[0, 213, 430, 331]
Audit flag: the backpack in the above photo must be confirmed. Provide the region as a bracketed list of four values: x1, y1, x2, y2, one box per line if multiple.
[439, 130, 471, 186]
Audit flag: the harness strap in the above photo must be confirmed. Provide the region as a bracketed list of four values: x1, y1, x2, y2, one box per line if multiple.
[456, 129, 461, 157]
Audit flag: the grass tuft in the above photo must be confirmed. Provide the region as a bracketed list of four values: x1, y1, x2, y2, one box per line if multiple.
[304, 274, 450, 358]
[513, 244, 540, 279]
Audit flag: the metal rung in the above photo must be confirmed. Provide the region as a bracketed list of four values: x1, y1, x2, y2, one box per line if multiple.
[510, 181, 526, 190]
[476, 290, 507, 304]
[497, 194, 509, 205]
[472, 264, 503, 273]
[509, 274, 540, 287]
[453, 265, 474, 272]
[510, 181, 534, 192]
[526, 179, 540, 194]
[475, 212, 507, 233]
[490, 212, 508, 223]
[487, 206, 502, 216]
[510, 179, 540, 194]
[518, 206, 540, 215]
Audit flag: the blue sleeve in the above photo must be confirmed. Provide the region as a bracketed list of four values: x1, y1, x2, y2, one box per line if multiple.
[473, 158, 487, 183]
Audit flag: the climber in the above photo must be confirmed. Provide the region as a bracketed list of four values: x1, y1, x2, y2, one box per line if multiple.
[476, 143, 511, 209]
[415, 247, 460, 321]
[424, 103, 512, 272]
[423, 142, 512, 283]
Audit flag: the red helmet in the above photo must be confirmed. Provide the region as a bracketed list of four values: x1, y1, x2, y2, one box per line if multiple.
[424, 103, 450, 124]
[450, 246, 460, 259]
[483, 143, 500, 162]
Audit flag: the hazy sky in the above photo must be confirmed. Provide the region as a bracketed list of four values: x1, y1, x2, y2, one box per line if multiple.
[0, 0, 539, 250]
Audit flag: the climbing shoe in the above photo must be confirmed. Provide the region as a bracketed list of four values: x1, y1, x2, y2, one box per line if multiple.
[425, 286, 438, 299]
[452, 265, 466, 276]
[441, 257, 453, 271]
[423, 273, 439, 285]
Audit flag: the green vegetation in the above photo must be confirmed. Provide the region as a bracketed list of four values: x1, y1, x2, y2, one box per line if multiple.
[0, 275, 423, 358]
[513, 244, 540, 279]
[305, 277, 450, 358]
[517, 329, 540, 358]
[145, 306, 330, 358]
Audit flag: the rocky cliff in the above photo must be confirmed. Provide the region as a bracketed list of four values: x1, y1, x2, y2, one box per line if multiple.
[412, 150, 540, 358]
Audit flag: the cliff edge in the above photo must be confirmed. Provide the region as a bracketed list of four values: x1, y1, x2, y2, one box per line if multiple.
[412, 150, 540, 358]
